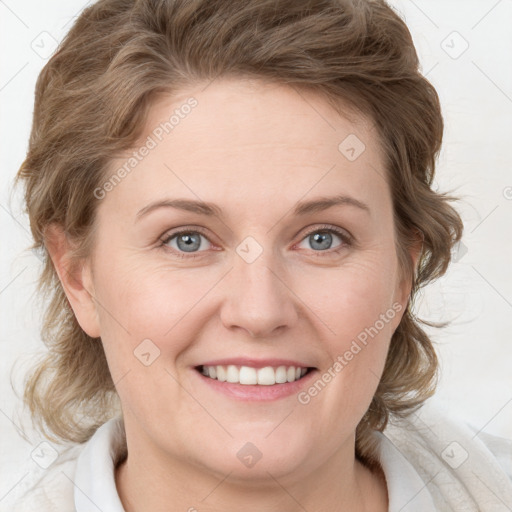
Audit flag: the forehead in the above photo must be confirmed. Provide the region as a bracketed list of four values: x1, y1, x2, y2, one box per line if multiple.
[100, 77, 389, 219]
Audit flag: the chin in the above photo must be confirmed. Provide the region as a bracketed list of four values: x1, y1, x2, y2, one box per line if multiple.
[192, 430, 314, 483]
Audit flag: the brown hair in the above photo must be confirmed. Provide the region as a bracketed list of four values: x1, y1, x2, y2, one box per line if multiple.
[15, 0, 463, 469]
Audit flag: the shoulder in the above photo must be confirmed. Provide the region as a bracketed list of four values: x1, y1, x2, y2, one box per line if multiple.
[2, 443, 84, 512]
[381, 398, 512, 511]
[3, 416, 126, 512]
[470, 427, 512, 480]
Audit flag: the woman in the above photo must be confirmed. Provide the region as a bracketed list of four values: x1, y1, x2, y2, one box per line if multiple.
[7, 0, 512, 510]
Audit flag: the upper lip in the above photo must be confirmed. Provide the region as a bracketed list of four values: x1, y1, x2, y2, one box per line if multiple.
[196, 358, 315, 369]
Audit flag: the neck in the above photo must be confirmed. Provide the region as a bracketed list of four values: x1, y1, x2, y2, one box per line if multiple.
[115, 431, 388, 512]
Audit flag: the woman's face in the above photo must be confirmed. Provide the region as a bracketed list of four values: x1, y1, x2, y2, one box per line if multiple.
[72, 78, 415, 482]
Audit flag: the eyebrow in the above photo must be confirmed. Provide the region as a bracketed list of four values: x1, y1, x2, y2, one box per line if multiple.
[135, 194, 370, 221]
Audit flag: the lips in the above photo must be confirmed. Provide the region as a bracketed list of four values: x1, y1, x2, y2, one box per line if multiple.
[194, 362, 318, 401]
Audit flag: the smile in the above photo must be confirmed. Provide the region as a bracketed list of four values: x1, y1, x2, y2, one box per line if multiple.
[198, 364, 310, 385]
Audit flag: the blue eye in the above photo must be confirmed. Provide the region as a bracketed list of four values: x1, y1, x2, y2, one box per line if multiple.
[296, 224, 352, 255]
[160, 229, 212, 259]
[159, 224, 352, 259]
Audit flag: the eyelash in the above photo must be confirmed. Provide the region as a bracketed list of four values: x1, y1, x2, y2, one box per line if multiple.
[159, 224, 353, 259]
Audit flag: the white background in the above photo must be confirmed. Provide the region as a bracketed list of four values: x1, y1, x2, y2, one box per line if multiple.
[1, 0, 511, 503]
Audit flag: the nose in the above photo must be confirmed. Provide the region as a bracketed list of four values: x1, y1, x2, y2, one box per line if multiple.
[220, 249, 298, 338]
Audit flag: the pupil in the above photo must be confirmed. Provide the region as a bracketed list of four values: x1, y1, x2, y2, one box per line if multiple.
[312, 232, 331, 251]
[178, 233, 200, 252]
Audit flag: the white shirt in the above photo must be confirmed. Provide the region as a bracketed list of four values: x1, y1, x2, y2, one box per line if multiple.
[5, 398, 512, 511]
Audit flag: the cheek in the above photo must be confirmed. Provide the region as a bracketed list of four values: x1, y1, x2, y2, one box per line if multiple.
[93, 262, 201, 342]
[91, 256, 228, 382]
[91, 262, 205, 415]
[303, 252, 400, 343]
[297, 262, 398, 432]
[299, 251, 399, 396]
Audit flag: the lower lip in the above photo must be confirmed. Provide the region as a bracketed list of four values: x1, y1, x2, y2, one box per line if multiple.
[193, 368, 318, 401]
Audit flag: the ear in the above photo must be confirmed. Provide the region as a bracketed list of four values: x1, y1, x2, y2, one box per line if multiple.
[393, 229, 423, 324]
[44, 224, 101, 338]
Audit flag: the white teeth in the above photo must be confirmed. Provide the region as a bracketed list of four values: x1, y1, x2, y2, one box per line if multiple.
[257, 366, 275, 385]
[275, 366, 287, 384]
[199, 364, 309, 385]
[239, 366, 257, 385]
[226, 365, 239, 383]
[216, 365, 227, 382]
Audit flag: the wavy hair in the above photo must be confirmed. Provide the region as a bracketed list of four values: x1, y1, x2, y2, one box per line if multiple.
[15, 0, 463, 469]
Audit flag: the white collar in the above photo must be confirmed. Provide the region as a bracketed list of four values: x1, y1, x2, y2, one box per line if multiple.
[372, 430, 437, 511]
[74, 416, 125, 512]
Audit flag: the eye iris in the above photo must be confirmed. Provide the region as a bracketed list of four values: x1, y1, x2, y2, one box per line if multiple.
[310, 231, 332, 251]
[177, 232, 201, 252]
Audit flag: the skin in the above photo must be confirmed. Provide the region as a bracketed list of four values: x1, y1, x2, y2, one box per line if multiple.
[48, 77, 421, 511]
